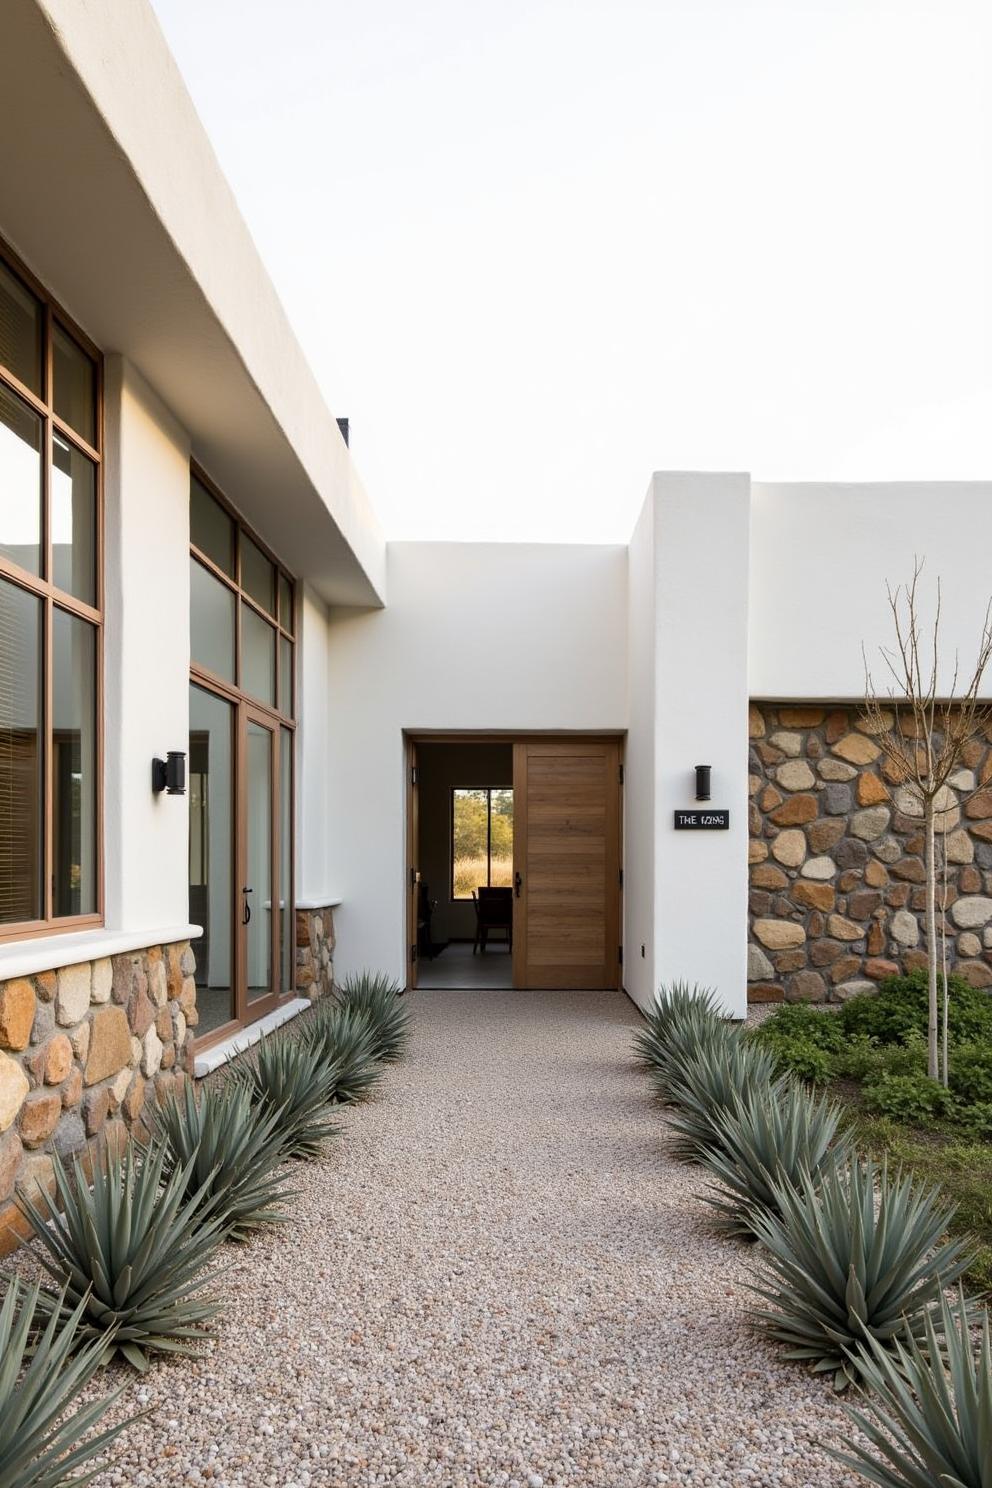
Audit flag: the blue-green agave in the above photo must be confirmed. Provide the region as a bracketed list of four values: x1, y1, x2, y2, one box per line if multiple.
[0, 1278, 137, 1487]
[750, 1153, 975, 1390]
[835, 1288, 992, 1488]
[18, 1139, 226, 1371]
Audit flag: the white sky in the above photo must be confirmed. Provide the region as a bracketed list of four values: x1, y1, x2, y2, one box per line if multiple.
[150, 0, 992, 543]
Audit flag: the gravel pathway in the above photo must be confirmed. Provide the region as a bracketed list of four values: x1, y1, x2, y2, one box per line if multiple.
[82, 988, 862, 1488]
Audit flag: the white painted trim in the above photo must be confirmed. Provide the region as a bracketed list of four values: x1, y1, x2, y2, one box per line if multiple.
[193, 997, 311, 1077]
[0, 924, 202, 983]
[295, 896, 342, 911]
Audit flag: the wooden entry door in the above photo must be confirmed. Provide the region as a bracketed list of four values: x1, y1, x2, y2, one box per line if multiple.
[512, 738, 622, 990]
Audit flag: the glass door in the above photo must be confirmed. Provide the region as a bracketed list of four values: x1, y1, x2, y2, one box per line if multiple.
[242, 708, 279, 1020]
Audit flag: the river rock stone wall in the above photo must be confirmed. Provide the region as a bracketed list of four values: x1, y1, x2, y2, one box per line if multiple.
[296, 906, 335, 999]
[748, 704, 992, 1003]
[0, 939, 196, 1253]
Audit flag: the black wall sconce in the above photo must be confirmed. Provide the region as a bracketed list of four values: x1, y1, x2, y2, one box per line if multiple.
[694, 764, 711, 801]
[152, 751, 187, 796]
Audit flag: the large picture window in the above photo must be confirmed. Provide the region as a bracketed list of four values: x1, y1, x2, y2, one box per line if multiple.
[451, 787, 513, 900]
[0, 243, 101, 938]
[188, 467, 296, 1043]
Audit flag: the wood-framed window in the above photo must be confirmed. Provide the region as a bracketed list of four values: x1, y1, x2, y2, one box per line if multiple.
[0, 237, 103, 941]
[188, 464, 296, 1044]
[451, 786, 513, 900]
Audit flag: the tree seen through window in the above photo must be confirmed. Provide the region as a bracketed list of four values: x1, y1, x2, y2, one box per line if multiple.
[452, 787, 513, 899]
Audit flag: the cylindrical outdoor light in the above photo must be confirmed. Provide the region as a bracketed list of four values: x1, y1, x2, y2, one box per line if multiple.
[694, 764, 711, 801]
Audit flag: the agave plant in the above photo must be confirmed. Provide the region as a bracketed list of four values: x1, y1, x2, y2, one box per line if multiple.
[701, 1078, 846, 1236]
[750, 1153, 975, 1391]
[0, 1278, 137, 1488]
[148, 1079, 291, 1242]
[302, 999, 383, 1103]
[19, 1140, 226, 1371]
[336, 971, 410, 1064]
[239, 1032, 340, 1158]
[664, 1038, 784, 1162]
[632, 981, 722, 1070]
[648, 1004, 739, 1100]
[834, 1288, 992, 1488]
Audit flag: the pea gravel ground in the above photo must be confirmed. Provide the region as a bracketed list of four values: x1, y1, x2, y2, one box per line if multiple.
[84, 989, 865, 1488]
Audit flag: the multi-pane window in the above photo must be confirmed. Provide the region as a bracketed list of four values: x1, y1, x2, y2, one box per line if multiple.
[189, 471, 295, 716]
[451, 787, 514, 899]
[0, 245, 101, 937]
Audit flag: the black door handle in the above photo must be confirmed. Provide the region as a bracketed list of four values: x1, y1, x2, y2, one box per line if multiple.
[242, 887, 253, 925]
[514, 872, 523, 898]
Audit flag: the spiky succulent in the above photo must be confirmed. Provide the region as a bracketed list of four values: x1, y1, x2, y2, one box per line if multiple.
[148, 1078, 291, 1242]
[648, 1004, 739, 1099]
[19, 1140, 226, 1371]
[750, 1153, 975, 1390]
[632, 981, 723, 1070]
[834, 1288, 992, 1488]
[302, 1000, 384, 1103]
[664, 1038, 785, 1162]
[0, 1278, 137, 1487]
[336, 971, 410, 1064]
[238, 1032, 340, 1158]
[701, 1078, 846, 1236]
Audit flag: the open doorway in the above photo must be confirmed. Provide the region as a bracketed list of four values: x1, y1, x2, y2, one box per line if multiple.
[407, 734, 624, 993]
[415, 741, 514, 989]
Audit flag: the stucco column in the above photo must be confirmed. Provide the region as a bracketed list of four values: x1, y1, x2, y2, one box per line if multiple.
[651, 473, 751, 1018]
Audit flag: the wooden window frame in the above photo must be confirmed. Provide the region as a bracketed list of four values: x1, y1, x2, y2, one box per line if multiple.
[188, 462, 296, 1052]
[0, 233, 104, 944]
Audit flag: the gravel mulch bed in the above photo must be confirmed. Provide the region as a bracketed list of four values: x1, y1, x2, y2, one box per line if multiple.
[63, 988, 863, 1487]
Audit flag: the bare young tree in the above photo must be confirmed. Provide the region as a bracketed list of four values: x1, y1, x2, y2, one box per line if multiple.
[862, 560, 992, 1084]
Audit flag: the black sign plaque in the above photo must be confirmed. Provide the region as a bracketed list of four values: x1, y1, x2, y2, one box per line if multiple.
[674, 809, 730, 830]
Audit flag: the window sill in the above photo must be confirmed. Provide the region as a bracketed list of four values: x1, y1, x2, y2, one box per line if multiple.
[193, 997, 311, 1077]
[0, 924, 203, 983]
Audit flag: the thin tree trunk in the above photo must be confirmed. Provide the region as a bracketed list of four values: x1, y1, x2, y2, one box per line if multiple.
[940, 833, 950, 1087]
[925, 799, 939, 1081]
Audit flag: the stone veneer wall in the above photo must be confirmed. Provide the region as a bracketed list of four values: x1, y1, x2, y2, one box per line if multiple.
[748, 704, 992, 1004]
[295, 906, 336, 998]
[0, 940, 196, 1253]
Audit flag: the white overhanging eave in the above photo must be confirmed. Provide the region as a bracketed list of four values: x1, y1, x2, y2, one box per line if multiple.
[0, 0, 386, 609]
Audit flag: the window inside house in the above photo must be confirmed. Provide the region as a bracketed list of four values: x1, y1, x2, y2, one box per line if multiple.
[0, 242, 101, 937]
[451, 787, 513, 899]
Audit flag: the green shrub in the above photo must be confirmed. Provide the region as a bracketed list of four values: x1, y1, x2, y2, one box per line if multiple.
[840, 968, 992, 1047]
[748, 1003, 844, 1084]
[835, 1288, 991, 1488]
[701, 1079, 847, 1238]
[750, 1152, 974, 1390]
[835, 1030, 928, 1084]
[863, 1070, 955, 1125]
[948, 1040, 992, 1106]
[0, 1278, 136, 1487]
[954, 1100, 992, 1141]
[632, 982, 722, 1070]
[302, 1000, 383, 1103]
[149, 1079, 290, 1242]
[239, 1033, 341, 1159]
[19, 1140, 226, 1371]
[336, 972, 410, 1064]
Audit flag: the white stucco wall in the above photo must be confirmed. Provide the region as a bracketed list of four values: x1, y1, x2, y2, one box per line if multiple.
[298, 585, 335, 905]
[750, 482, 992, 699]
[652, 475, 751, 1019]
[325, 542, 628, 985]
[623, 486, 657, 1011]
[103, 356, 191, 931]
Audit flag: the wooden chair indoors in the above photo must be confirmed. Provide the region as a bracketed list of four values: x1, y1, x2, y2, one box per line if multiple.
[472, 885, 513, 953]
